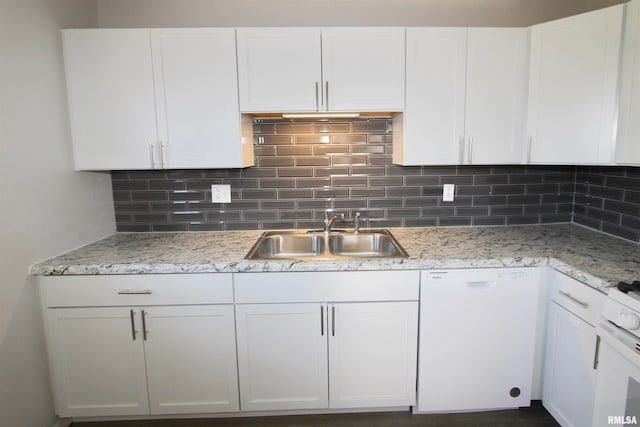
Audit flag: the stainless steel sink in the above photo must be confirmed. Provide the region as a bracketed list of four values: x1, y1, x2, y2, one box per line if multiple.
[328, 232, 407, 257]
[245, 229, 408, 260]
[247, 232, 325, 259]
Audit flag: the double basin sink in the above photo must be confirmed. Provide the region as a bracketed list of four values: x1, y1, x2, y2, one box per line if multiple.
[246, 229, 408, 260]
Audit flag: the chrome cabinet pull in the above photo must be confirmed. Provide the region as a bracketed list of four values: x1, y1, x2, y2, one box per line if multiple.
[458, 136, 464, 164]
[325, 81, 329, 111]
[559, 290, 589, 308]
[331, 305, 336, 336]
[130, 309, 137, 341]
[148, 142, 156, 168]
[142, 310, 148, 341]
[468, 136, 473, 164]
[159, 141, 167, 169]
[593, 335, 601, 369]
[118, 289, 152, 295]
[315, 82, 320, 112]
[321, 305, 324, 336]
[527, 136, 533, 163]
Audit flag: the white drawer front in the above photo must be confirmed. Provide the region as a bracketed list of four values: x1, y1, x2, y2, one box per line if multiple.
[39, 274, 233, 307]
[234, 271, 420, 303]
[549, 271, 606, 325]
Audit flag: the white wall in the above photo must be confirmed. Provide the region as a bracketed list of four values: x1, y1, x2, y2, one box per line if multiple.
[0, 0, 115, 426]
[97, 0, 626, 28]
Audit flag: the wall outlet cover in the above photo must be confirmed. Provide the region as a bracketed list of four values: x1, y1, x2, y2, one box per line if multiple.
[211, 184, 231, 203]
[442, 184, 455, 202]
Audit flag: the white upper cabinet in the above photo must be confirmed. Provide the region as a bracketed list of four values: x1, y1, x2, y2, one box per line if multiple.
[63, 28, 253, 170]
[150, 29, 253, 169]
[398, 27, 467, 165]
[236, 27, 405, 113]
[236, 28, 322, 112]
[465, 28, 528, 164]
[526, 5, 623, 164]
[63, 30, 158, 170]
[321, 28, 405, 111]
[395, 27, 528, 165]
[616, 0, 640, 165]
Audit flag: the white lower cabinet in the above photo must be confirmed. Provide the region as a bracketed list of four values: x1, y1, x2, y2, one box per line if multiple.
[542, 271, 606, 427]
[41, 266, 610, 422]
[235, 303, 329, 411]
[40, 274, 239, 418]
[234, 271, 420, 412]
[45, 305, 239, 418]
[45, 307, 150, 417]
[143, 306, 239, 415]
[328, 302, 419, 409]
[235, 301, 418, 412]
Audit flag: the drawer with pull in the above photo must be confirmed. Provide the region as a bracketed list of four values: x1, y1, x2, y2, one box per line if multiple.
[549, 270, 606, 325]
[39, 274, 233, 307]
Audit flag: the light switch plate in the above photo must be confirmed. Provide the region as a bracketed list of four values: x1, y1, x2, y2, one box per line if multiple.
[442, 184, 455, 202]
[211, 185, 231, 203]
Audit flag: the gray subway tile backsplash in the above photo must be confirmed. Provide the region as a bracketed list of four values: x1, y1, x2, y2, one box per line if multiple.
[112, 118, 640, 243]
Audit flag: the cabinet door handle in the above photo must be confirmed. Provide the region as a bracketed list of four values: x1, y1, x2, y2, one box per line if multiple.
[148, 142, 156, 168]
[321, 305, 324, 336]
[593, 335, 601, 369]
[331, 305, 336, 336]
[141, 310, 148, 341]
[159, 141, 167, 169]
[325, 81, 329, 111]
[118, 289, 152, 295]
[559, 290, 589, 308]
[130, 309, 137, 341]
[315, 82, 320, 112]
[458, 136, 464, 164]
[527, 136, 533, 163]
[468, 136, 473, 164]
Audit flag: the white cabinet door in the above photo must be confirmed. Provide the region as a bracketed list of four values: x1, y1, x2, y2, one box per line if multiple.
[321, 27, 405, 111]
[465, 28, 528, 164]
[235, 303, 329, 411]
[62, 29, 158, 170]
[526, 5, 623, 164]
[236, 28, 322, 112]
[616, 0, 640, 165]
[328, 302, 418, 409]
[144, 305, 239, 414]
[397, 27, 526, 166]
[542, 302, 599, 427]
[236, 27, 404, 113]
[63, 29, 252, 170]
[398, 27, 467, 165]
[45, 307, 149, 417]
[417, 268, 540, 412]
[151, 29, 252, 169]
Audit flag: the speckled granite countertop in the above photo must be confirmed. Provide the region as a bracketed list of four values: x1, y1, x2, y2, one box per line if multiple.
[30, 224, 640, 293]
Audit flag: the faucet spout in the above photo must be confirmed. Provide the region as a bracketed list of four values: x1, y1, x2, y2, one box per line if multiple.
[323, 210, 338, 233]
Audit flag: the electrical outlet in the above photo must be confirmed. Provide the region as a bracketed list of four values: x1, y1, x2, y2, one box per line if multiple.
[211, 185, 231, 203]
[442, 184, 455, 202]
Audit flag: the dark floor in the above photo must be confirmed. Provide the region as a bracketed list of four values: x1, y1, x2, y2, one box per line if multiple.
[71, 401, 560, 427]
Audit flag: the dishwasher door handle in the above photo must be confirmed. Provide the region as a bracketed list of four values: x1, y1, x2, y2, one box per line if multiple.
[466, 281, 497, 289]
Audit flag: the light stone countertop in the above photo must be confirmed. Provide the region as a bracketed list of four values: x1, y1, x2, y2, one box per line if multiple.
[30, 224, 640, 293]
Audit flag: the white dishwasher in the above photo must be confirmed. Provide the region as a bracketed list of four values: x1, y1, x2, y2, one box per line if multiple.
[416, 268, 541, 413]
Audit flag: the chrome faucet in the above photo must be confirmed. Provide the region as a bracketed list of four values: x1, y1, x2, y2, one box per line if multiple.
[323, 210, 338, 233]
[353, 212, 361, 233]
